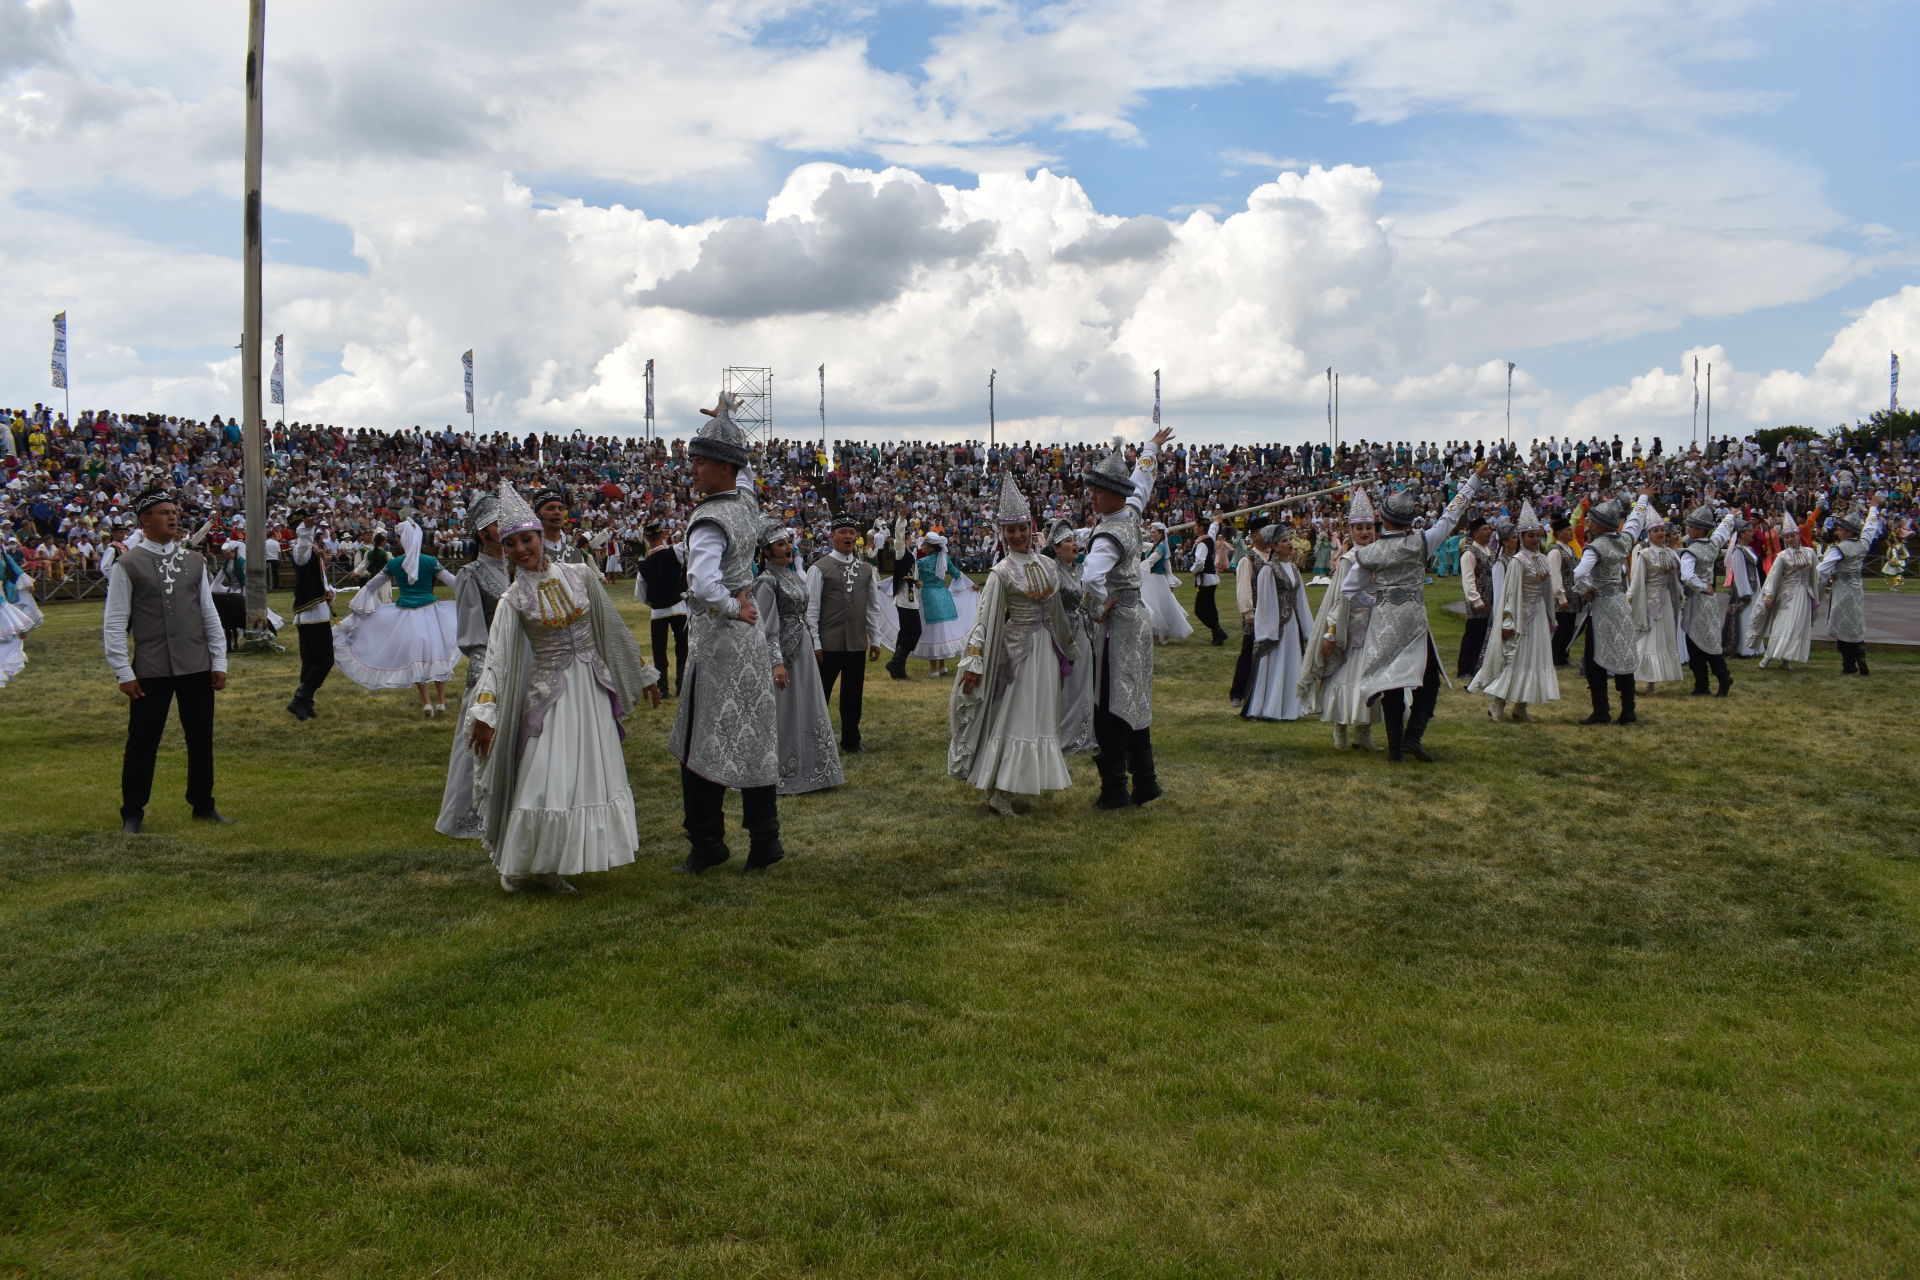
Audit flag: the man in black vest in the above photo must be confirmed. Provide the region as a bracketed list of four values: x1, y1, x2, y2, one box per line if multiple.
[1457, 517, 1495, 677]
[884, 526, 924, 680]
[1190, 516, 1227, 644]
[102, 489, 229, 833]
[284, 510, 337, 721]
[637, 521, 689, 696]
[806, 515, 886, 751]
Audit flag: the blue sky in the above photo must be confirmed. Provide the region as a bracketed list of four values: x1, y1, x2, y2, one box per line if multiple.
[1, 0, 1914, 440]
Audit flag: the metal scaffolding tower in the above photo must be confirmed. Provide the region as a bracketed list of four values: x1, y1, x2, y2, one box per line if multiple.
[722, 366, 773, 442]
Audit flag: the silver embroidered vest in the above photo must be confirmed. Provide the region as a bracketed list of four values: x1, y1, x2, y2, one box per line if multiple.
[667, 492, 779, 790]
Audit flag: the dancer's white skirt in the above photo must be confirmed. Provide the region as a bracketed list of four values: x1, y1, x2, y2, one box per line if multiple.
[335, 600, 459, 690]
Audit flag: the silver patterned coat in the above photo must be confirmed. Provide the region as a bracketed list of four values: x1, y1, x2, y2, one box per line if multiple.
[1084, 504, 1153, 730]
[1680, 514, 1738, 655]
[1054, 557, 1097, 753]
[1347, 478, 1478, 701]
[754, 564, 844, 795]
[1572, 496, 1651, 676]
[667, 491, 780, 790]
[1819, 530, 1877, 643]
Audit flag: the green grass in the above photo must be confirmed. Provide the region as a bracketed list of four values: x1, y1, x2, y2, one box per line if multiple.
[2, 581, 1917, 1278]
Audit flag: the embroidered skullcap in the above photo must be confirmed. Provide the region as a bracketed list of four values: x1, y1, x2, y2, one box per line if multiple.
[1587, 498, 1627, 531]
[531, 485, 568, 512]
[1083, 436, 1134, 496]
[1466, 516, 1488, 535]
[467, 493, 499, 533]
[831, 512, 865, 532]
[689, 390, 751, 468]
[133, 488, 174, 516]
[495, 482, 542, 539]
[1379, 489, 1421, 526]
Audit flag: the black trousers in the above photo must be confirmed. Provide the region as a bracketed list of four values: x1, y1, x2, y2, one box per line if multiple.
[1687, 646, 1730, 691]
[1229, 630, 1256, 704]
[294, 622, 334, 699]
[1380, 645, 1442, 749]
[212, 592, 245, 647]
[266, 560, 281, 589]
[1092, 643, 1154, 787]
[1837, 640, 1868, 672]
[1582, 625, 1636, 717]
[817, 649, 867, 748]
[650, 615, 688, 694]
[121, 670, 216, 819]
[1551, 610, 1577, 667]
[679, 766, 777, 868]
[886, 607, 922, 676]
[1458, 613, 1490, 677]
[1194, 583, 1226, 640]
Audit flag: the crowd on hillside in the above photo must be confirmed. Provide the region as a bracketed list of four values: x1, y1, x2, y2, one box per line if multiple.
[6, 400, 1918, 593]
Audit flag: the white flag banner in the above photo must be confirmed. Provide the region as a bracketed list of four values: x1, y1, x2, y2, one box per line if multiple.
[462, 349, 475, 415]
[270, 334, 285, 406]
[644, 358, 654, 421]
[1893, 351, 1901, 413]
[1152, 368, 1161, 427]
[818, 363, 826, 431]
[51, 312, 68, 390]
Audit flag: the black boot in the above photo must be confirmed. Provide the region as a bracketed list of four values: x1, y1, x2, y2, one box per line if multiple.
[1382, 711, 1406, 763]
[675, 818, 730, 874]
[1712, 655, 1732, 697]
[1580, 670, 1612, 724]
[286, 685, 313, 721]
[1858, 656, 1871, 676]
[1614, 674, 1638, 724]
[744, 826, 786, 871]
[1092, 749, 1131, 809]
[1689, 663, 1711, 695]
[1127, 737, 1162, 807]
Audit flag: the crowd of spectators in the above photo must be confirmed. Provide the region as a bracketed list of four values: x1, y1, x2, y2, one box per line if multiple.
[7, 400, 1918, 598]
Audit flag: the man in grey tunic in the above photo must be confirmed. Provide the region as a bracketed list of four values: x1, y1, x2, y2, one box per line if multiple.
[1819, 505, 1884, 676]
[1341, 463, 1484, 763]
[1570, 490, 1654, 724]
[667, 400, 785, 872]
[806, 514, 886, 752]
[1680, 502, 1740, 697]
[1081, 426, 1173, 809]
[101, 488, 230, 833]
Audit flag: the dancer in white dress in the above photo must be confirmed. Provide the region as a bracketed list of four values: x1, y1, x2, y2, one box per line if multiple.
[1756, 522, 1819, 669]
[465, 484, 661, 893]
[1139, 524, 1194, 643]
[0, 544, 43, 689]
[1239, 534, 1312, 722]
[1297, 487, 1383, 750]
[1629, 524, 1686, 689]
[950, 477, 1077, 816]
[1468, 501, 1564, 721]
[755, 523, 845, 795]
[336, 518, 460, 715]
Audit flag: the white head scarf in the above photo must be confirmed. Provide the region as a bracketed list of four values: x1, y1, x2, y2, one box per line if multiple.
[398, 517, 424, 583]
[923, 531, 949, 578]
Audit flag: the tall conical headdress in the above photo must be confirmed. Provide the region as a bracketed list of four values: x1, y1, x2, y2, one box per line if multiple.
[1346, 486, 1376, 525]
[1083, 436, 1134, 496]
[689, 390, 751, 468]
[1516, 498, 1545, 533]
[994, 473, 1032, 526]
[495, 482, 541, 538]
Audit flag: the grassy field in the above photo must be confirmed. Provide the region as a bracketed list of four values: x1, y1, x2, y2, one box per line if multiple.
[2, 578, 1917, 1278]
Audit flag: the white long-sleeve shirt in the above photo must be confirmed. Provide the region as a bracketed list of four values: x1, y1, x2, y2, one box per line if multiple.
[1818, 507, 1885, 583]
[1342, 476, 1479, 602]
[685, 469, 759, 620]
[290, 534, 334, 625]
[1572, 497, 1652, 592]
[1081, 443, 1158, 597]
[805, 549, 888, 649]
[101, 541, 228, 684]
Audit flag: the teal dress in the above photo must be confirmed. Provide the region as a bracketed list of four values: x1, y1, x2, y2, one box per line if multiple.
[388, 554, 444, 608]
[917, 554, 959, 625]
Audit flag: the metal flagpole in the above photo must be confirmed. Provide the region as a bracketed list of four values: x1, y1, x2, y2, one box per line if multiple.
[1326, 367, 1333, 452]
[240, 0, 269, 635]
[1506, 361, 1515, 449]
[1161, 482, 1353, 536]
[1333, 372, 1340, 452]
[644, 357, 655, 443]
[818, 363, 826, 464]
[1893, 352, 1901, 413]
[463, 349, 475, 433]
[988, 369, 996, 449]
[1705, 361, 1712, 446]
[1152, 369, 1161, 440]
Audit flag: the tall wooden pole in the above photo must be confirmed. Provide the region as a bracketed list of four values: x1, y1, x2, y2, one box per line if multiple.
[240, 0, 268, 632]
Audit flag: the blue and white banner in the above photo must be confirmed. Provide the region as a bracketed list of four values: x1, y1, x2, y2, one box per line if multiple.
[51, 312, 67, 390]
[462, 349, 475, 415]
[1893, 351, 1901, 413]
[270, 334, 285, 405]
[1152, 368, 1161, 427]
[818, 363, 826, 431]
[644, 358, 654, 422]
